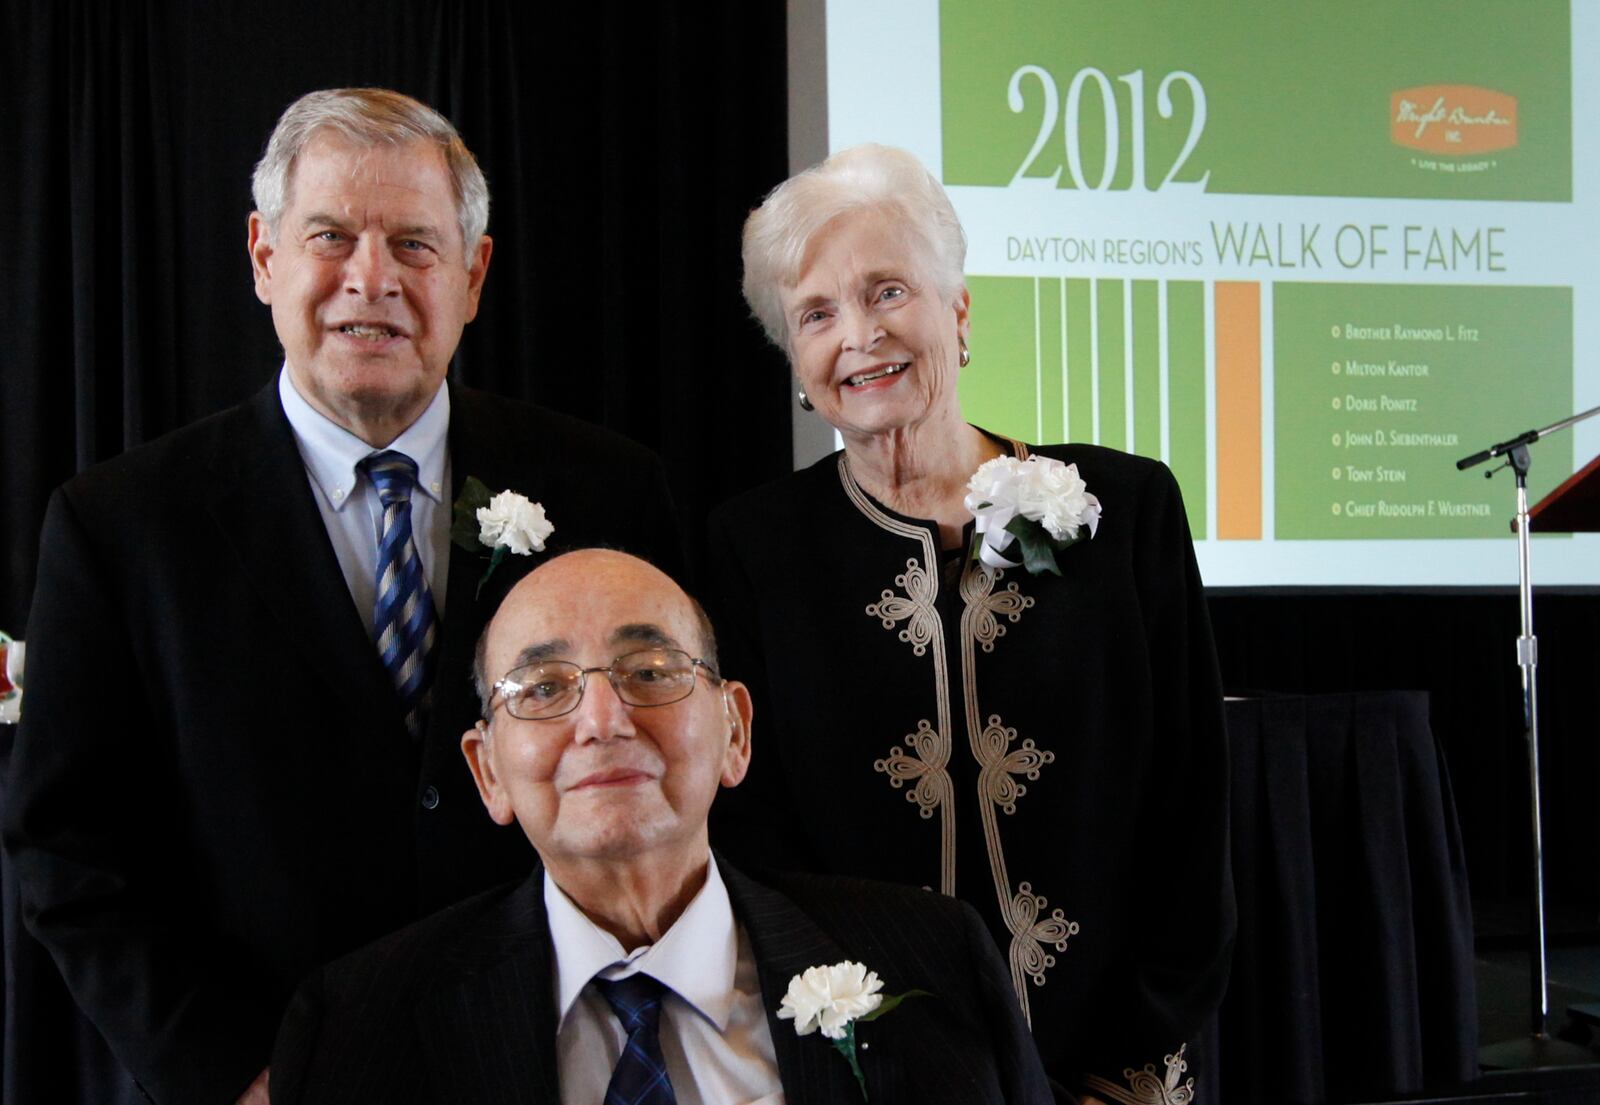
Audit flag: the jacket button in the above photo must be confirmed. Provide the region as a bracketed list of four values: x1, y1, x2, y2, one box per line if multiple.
[420, 785, 440, 810]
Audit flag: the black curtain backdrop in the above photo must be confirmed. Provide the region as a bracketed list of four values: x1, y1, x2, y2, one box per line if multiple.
[0, 0, 792, 636]
[3, 0, 1596, 950]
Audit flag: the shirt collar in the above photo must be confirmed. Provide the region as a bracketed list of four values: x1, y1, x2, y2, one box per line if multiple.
[277, 365, 450, 509]
[546, 854, 740, 1033]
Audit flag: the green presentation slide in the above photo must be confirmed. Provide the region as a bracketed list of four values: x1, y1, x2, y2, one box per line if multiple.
[822, 0, 1594, 584]
[1275, 284, 1571, 540]
[940, 0, 1569, 203]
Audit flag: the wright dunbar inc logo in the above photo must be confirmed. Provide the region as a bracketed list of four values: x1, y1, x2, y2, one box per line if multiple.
[1390, 84, 1518, 156]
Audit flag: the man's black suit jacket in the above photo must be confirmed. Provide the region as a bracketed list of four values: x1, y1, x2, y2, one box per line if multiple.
[1, 380, 683, 1105]
[270, 860, 1058, 1105]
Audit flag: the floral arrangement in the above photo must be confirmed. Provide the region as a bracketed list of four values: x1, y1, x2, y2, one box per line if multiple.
[965, 455, 1101, 576]
[450, 477, 553, 597]
[777, 961, 927, 1101]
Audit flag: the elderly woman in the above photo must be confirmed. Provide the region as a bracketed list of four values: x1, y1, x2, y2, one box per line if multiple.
[706, 144, 1234, 1104]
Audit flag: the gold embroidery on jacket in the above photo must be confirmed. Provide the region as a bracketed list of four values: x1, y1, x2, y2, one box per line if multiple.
[1005, 881, 1079, 989]
[873, 720, 955, 883]
[1083, 1045, 1196, 1105]
[968, 578, 1033, 652]
[844, 457, 958, 896]
[867, 559, 938, 656]
[976, 715, 1054, 815]
[842, 444, 1076, 1023]
[959, 562, 1073, 1025]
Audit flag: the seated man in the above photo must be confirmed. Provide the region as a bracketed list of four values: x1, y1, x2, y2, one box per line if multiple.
[269, 549, 1057, 1104]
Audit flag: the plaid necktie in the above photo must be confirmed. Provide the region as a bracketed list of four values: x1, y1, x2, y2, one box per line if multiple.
[359, 451, 438, 739]
[595, 973, 678, 1105]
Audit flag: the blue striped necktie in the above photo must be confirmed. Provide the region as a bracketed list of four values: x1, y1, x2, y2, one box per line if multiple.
[359, 451, 438, 739]
[595, 973, 678, 1105]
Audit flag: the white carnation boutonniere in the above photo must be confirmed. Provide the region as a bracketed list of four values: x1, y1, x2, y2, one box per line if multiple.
[450, 477, 554, 598]
[965, 454, 1101, 576]
[777, 961, 929, 1101]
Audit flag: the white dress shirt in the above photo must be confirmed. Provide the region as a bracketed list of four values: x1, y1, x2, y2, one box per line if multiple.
[547, 855, 784, 1105]
[277, 367, 452, 623]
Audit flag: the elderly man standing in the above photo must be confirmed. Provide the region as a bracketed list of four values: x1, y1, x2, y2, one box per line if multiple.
[269, 550, 1056, 1105]
[2, 90, 680, 1105]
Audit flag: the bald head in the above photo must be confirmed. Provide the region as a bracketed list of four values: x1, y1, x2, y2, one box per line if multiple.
[472, 551, 717, 714]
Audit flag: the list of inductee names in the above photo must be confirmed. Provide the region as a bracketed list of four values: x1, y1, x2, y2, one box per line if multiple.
[1274, 283, 1572, 539]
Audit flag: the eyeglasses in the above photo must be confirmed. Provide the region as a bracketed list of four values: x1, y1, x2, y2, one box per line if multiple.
[490, 648, 722, 721]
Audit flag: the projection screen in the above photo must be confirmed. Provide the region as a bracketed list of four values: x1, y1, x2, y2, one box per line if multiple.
[791, 0, 1597, 587]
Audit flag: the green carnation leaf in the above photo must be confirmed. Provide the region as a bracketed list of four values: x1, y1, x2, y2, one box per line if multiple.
[1003, 516, 1063, 576]
[857, 989, 933, 1022]
[967, 531, 986, 564]
[450, 476, 493, 551]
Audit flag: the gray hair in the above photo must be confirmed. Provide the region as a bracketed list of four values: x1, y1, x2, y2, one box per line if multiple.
[251, 88, 490, 259]
[741, 143, 968, 349]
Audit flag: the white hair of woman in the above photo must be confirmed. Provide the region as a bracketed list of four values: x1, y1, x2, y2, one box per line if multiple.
[251, 87, 490, 258]
[741, 143, 968, 349]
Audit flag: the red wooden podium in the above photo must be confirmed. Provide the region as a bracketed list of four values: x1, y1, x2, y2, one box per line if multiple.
[1528, 453, 1600, 532]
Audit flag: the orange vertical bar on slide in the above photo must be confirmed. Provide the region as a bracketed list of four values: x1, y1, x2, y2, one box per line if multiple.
[1214, 282, 1262, 540]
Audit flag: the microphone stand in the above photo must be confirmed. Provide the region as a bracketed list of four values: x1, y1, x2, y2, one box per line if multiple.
[1460, 403, 1600, 1068]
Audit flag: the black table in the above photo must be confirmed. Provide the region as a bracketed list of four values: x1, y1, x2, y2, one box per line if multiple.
[1220, 691, 1479, 1104]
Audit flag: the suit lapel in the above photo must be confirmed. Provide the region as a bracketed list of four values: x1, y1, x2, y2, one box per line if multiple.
[408, 859, 912, 1104]
[722, 863, 893, 1105]
[425, 462, 490, 747]
[203, 383, 402, 731]
[423, 384, 553, 748]
[413, 874, 562, 1104]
